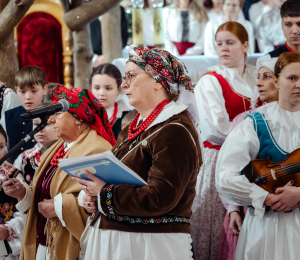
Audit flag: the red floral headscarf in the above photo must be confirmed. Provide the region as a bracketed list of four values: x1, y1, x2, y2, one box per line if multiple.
[127, 45, 193, 93]
[51, 85, 116, 146]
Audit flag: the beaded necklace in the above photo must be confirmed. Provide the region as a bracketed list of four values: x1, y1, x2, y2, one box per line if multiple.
[128, 99, 170, 140]
[50, 144, 70, 166]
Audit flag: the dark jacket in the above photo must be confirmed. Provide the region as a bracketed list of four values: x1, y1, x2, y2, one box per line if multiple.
[5, 106, 36, 163]
[268, 43, 290, 58]
[98, 108, 202, 234]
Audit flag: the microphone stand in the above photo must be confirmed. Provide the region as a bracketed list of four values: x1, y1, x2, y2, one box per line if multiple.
[0, 116, 49, 188]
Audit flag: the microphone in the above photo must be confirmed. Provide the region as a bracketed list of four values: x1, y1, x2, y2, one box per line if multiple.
[21, 99, 70, 121]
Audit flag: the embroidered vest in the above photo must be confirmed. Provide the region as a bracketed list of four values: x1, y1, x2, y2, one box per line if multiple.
[246, 112, 290, 213]
[247, 112, 289, 162]
[203, 72, 252, 150]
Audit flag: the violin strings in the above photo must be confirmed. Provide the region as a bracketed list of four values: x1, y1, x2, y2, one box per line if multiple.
[251, 163, 300, 181]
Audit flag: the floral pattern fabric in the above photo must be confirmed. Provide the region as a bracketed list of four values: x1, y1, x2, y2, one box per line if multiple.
[127, 45, 193, 93]
[51, 85, 116, 146]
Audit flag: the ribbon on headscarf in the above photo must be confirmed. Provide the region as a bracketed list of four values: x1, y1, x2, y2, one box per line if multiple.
[127, 45, 193, 93]
[51, 85, 116, 146]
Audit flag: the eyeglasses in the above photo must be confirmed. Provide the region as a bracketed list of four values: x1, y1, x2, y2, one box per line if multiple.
[122, 72, 147, 85]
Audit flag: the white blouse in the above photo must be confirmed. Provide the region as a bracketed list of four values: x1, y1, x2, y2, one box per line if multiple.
[204, 15, 255, 56]
[207, 9, 222, 21]
[215, 102, 300, 219]
[249, 1, 272, 34]
[0, 88, 21, 134]
[256, 6, 286, 54]
[194, 64, 259, 146]
[163, 5, 207, 56]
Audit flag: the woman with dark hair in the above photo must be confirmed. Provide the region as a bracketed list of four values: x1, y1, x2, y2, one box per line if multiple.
[91, 64, 130, 140]
[203, 0, 223, 21]
[216, 52, 300, 260]
[74, 45, 202, 260]
[163, 0, 208, 55]
[192, 21, 259, 260]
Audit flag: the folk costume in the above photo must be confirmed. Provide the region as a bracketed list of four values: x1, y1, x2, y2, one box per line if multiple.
[191, 64, 260, 260]
[105, 99, 129, 140]
[216, 101, 300, 260]
[163, 5, 207, 55]
[13, 144, 41, 186]
[0, 163, 26, 260]
[10, 86, 115, 260]
[204, 15, 255, 56]
[0, 82, 20, 135]
[78, 45, 202, 260]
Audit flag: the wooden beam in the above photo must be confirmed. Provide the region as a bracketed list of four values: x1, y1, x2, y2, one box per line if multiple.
[101, 5, 122, 63]
[63, 0, 121, 31]
[72, 0, 93, 89]
[0, 0, 20, 87]
[0, 0, 35, 45]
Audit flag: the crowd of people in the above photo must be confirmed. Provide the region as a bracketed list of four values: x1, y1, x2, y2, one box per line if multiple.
[0, 0, 300, 260]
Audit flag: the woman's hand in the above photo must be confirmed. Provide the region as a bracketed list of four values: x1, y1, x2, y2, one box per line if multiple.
[38, 199, 57, 219]
[72, 170, 106, 197]
[265, 186, 300, 212]
[0, 225, 9, 240]
[83, 194, 98, 213]
[3, 178, 26, 201]
[229, 211, 242, 236]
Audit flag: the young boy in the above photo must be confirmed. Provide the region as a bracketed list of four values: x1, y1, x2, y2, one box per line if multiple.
[5, 66, 48, 163]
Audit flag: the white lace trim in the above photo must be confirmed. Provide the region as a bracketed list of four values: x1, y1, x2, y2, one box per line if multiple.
[249, 184, 269, 220]
[54, 193, 66, 227]
[97, 192, 106, 216]
[78, 190, 85, 207]
[256, 101, 300, 131]
[146, 101, 187, 131]
[188, 234, 193, 260]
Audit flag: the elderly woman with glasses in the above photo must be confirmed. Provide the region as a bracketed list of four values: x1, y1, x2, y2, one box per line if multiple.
[73, 45, 202, 260]
[2, 86, 115, 260]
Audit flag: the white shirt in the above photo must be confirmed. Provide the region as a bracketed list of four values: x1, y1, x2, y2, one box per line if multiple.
[204, 14, 255, 56]
[216, 102, 300, 219]
[249, 1, 272, 35]
[143, 8, 155, 47]
[0, 88, 21, 133]
[256, 6, 286, 54]
[194, 64, 259, 146]
[163, 5, 207, 55]
[207, 9, 223, 21]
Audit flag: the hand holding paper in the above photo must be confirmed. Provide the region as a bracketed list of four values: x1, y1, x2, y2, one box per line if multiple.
[72, 170, 107, 197]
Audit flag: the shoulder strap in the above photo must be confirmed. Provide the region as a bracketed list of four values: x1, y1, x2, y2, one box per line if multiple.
[120, 122, 196, 162]
[203, 71, 229, 89]
[246, 112, 288, 161]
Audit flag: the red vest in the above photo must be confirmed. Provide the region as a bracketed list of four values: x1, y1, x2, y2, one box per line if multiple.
[203, 71, 253, 150]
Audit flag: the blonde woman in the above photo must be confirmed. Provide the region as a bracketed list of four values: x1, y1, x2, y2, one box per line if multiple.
[163, 0, 208, 56]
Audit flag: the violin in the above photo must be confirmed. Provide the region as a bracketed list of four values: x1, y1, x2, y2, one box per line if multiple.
[242, 148, 300, 194]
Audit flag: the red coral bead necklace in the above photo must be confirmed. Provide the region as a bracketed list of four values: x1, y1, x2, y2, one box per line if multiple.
[128, 99, 170, 140]
[50, 144, 70, 166]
